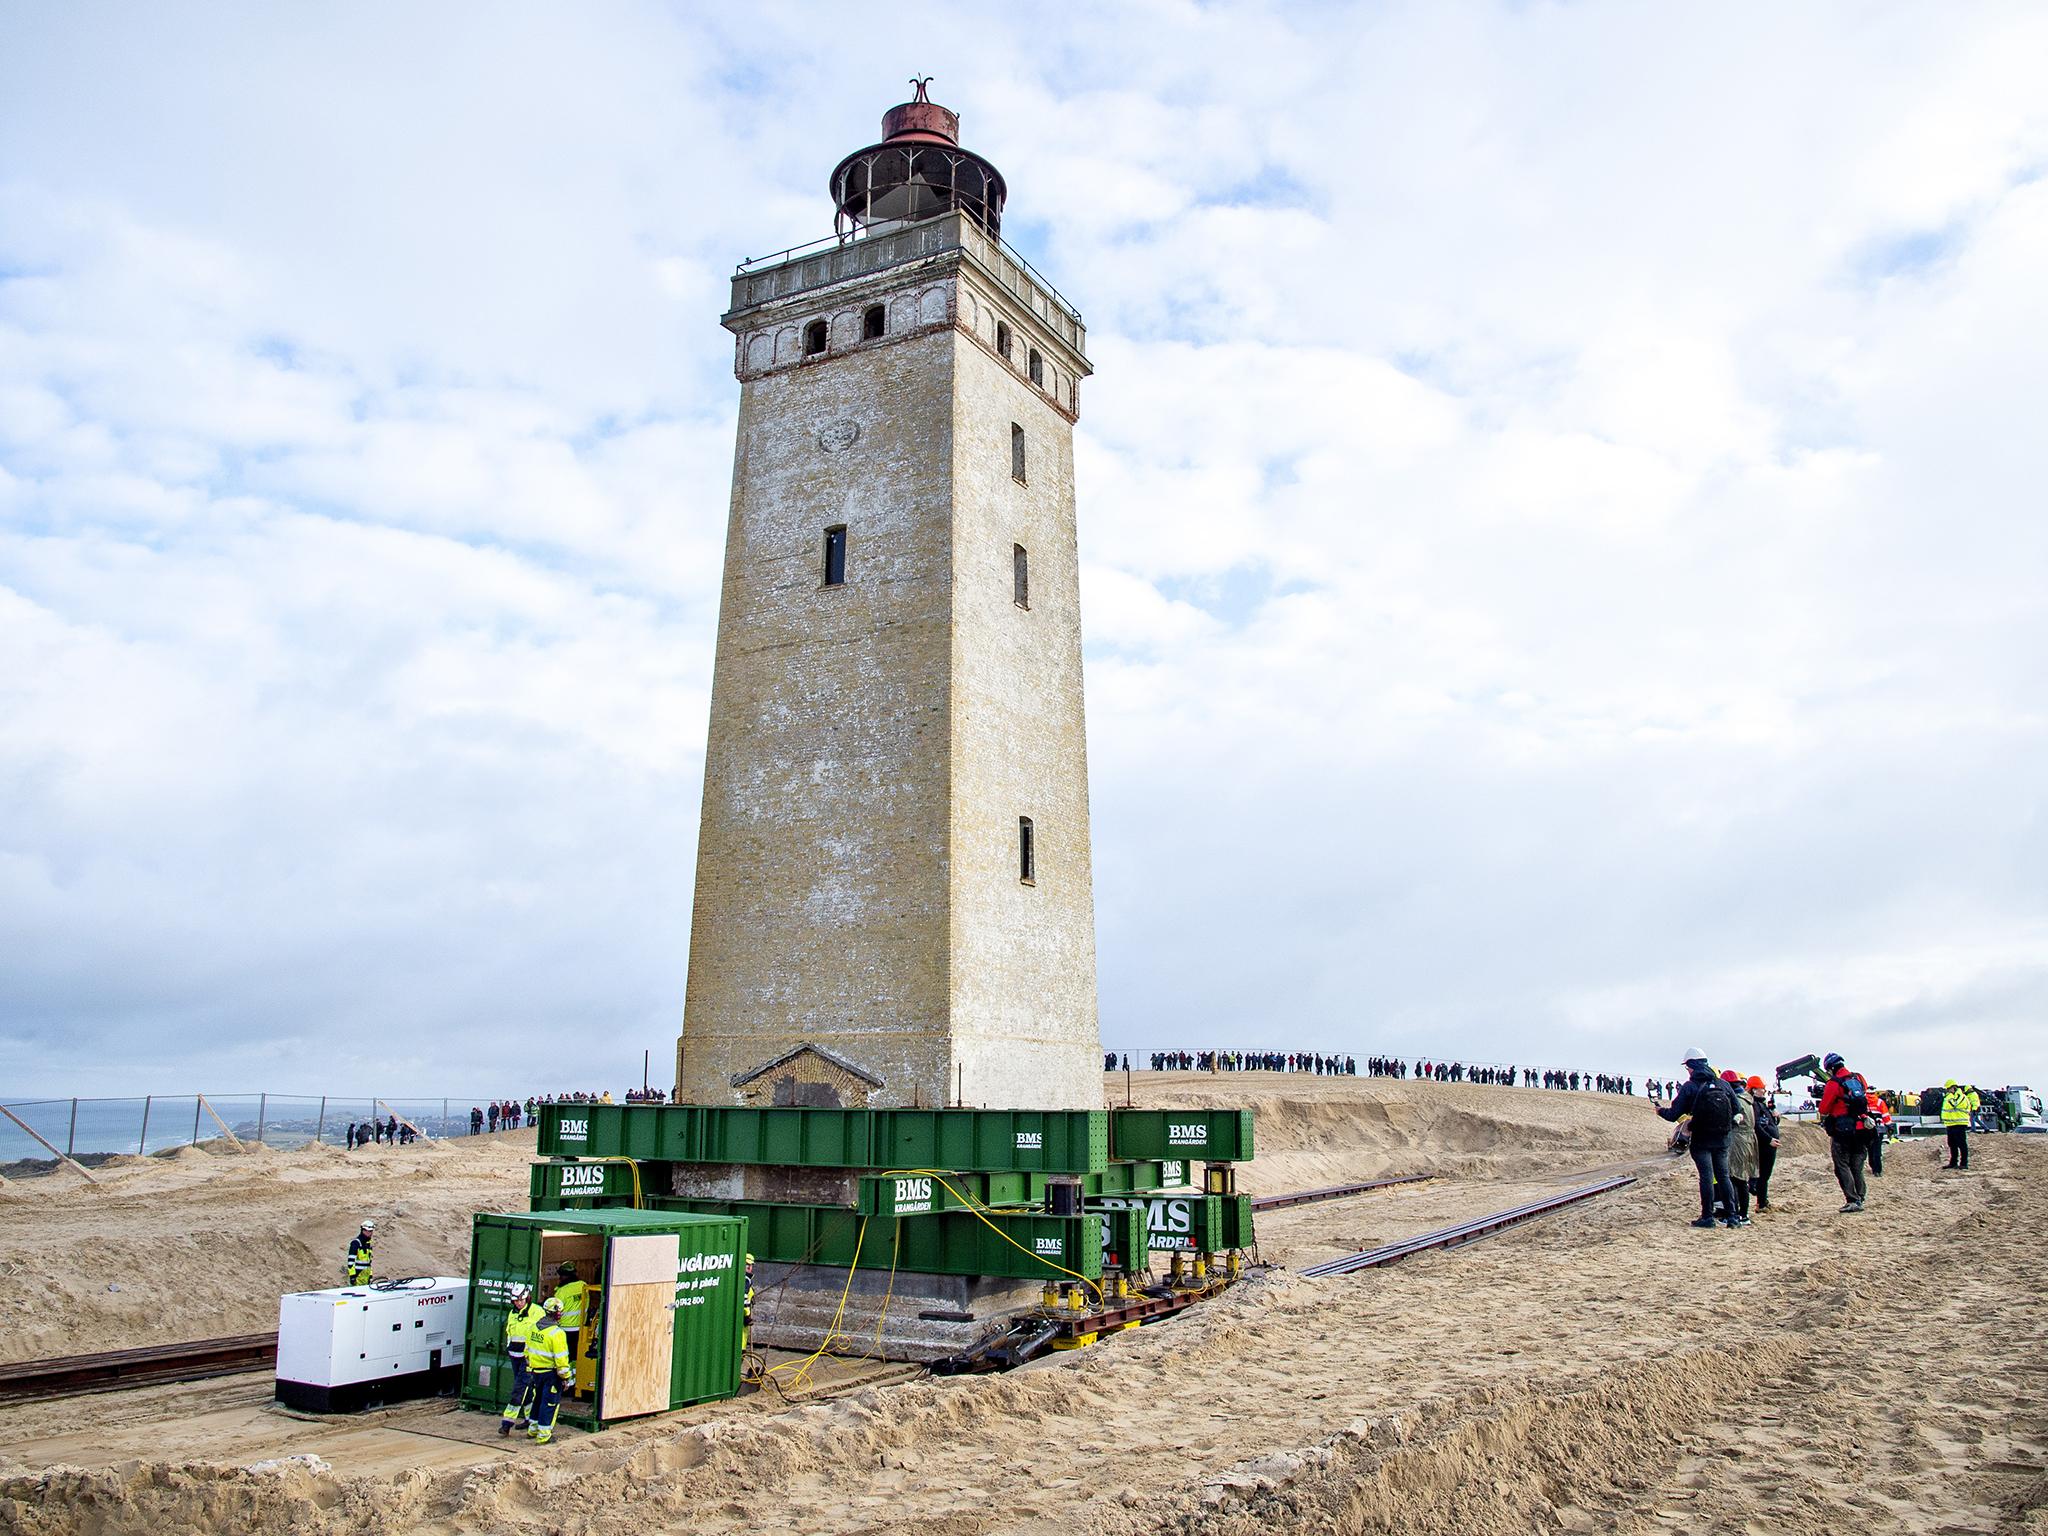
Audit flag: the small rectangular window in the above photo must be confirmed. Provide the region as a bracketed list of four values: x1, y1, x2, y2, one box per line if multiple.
[863, 304, 885, 340]
[1019, 817, 1035, 884]
[823, 525, 847, 587]
[1011, 423, 1026, 484]
[1013, 543, 1029, 609]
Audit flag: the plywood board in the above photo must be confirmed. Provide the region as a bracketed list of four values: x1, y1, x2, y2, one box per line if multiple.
[599, 1284, 673, 1419]
[607, 1233, 680, 1286]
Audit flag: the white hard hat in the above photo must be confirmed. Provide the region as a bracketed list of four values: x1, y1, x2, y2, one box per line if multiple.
[1679, 1048, 1707, 1064]
[361, 1219, 377, 1231]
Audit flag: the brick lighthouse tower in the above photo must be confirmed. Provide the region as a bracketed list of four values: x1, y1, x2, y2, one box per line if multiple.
[677, 83, 1101, 1113]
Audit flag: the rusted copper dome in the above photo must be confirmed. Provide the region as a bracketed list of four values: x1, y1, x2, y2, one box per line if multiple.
[830, 79, 1006, 239]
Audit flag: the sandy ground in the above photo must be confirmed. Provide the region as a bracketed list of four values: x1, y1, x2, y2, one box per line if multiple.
[0, 1130, 540, 1364]
[1, 1073, 2042, 1535]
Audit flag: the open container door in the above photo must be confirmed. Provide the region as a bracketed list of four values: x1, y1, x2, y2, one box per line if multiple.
[598, 1232, 679, 1421]
[462, 1215, 543, 1415]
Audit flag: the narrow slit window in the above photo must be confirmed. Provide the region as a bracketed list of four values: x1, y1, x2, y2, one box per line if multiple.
[1018, 817, 1035, 884]
[1028, 348, 1043, 387]
[1011, 422, 1026, 484]
[822, 525, 847, 587]
[862, 304, 885, 340]
[996, 321, 1012, 360]
[804, 319, 828, 356]
[1013, 543, 1029, 609]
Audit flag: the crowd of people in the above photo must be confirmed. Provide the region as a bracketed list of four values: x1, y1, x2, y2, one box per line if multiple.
[343, 1116, 412, 1148]
[1120, 1050, 1358, 1074]
[1120, 1051, 1636, 1094]
[1652, 1049, 1988, 1229]
[338, 1090, 669, 1147]
[471, 1099, 536, 1133]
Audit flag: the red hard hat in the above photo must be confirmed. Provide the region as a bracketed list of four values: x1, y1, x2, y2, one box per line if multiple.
[1746, 1075, 1766, 1091]
[1720, 1069, 1740, 1083]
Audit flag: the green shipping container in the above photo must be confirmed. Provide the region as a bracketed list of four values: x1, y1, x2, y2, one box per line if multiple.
[1110, 1108, 1255, 1163]
[462, 1209, 743, 1430]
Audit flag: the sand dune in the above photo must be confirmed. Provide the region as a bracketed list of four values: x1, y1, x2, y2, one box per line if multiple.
[1, 1073, 2041, 1535]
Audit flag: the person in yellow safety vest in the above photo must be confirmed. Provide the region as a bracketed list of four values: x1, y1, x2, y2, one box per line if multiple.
[344, 1221, 375, 1285]
[1941, 1079, 1980, 1171]
[498, 1285, 545, 1437]
[743, 1253, 755, 1354]
[523, 1298, 572, 1445]
[551, 1262, 588, 1386]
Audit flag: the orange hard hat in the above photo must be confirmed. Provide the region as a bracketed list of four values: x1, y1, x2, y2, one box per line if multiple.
[1746, 1075, 1766, 1091]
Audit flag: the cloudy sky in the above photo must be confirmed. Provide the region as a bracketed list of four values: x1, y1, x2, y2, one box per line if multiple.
[2, 2, 2043, 1098]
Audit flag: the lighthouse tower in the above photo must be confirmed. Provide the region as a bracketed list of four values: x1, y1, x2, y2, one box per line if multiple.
[677, 84, 1101, 1113]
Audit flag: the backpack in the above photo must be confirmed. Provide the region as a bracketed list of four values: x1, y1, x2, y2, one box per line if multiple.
[1688, 1078, 1735, 1139]
[1836, 1073, 1869, 1121]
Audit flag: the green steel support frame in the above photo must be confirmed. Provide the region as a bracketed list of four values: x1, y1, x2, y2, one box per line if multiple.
[536, 1104, 1252, 1172]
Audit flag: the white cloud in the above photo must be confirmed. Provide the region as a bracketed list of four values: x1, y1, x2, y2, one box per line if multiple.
[1, 2, 2044, 1098]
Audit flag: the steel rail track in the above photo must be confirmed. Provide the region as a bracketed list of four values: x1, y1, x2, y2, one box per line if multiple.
[1297, 1175, 1637, 1278]
[0, 1332, 278, 1406]
[1251, 1173, 1433, 1211]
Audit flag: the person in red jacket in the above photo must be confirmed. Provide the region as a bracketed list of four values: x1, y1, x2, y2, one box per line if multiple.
[1865, 1089, 1893, 1177]
[1816, 1052, 1873, 1212]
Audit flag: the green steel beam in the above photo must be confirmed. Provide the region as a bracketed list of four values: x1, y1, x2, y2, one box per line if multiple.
[856, 1170, 1037, 1218]
[1218, 1192, 1255, 1251]
[1109, 1109, 1255, 1163]
[529, 1158, 642, 1207]
[538, 1103, 1114, 1174]
[1088, 1158, 1195, 1196]
[852, 1159, 1194, 1218]
[1088, 1192, 1231, 1253]
[529, 1186, 1109, 1282]
[1097, 1204, 1149, 1273]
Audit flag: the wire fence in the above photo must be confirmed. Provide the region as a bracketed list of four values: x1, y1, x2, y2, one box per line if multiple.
[0, 1094, 547, 1167]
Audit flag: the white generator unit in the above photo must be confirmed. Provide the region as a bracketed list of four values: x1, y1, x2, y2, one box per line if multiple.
[275, 1276, 469, 1413]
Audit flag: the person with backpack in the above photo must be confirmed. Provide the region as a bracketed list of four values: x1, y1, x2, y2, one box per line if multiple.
[1816, 1051, 1873, 1212]
[1745, 1075, 1782, 1212]
[1657, 1050, 1740, 1229]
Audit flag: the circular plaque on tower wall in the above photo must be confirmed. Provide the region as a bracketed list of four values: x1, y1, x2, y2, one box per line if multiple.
[817, 420, 861, 453]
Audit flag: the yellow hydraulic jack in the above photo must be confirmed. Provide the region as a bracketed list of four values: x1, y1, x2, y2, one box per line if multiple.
[1049, 1282, 1098, 1351]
